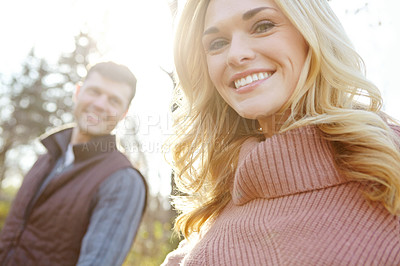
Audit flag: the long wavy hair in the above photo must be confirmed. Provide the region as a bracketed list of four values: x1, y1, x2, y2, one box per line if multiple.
[168, 0, 400, 238]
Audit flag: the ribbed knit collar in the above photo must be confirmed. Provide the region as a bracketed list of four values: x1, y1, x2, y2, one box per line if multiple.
[232, 126, 347, 205]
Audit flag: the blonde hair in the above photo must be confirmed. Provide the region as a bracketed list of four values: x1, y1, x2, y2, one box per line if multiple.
[168, 0, 400, 238]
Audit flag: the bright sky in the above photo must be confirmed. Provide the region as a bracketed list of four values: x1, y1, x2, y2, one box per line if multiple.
[329, 0, 400, 119]
[0, 0, 399, 193]
[0, 0, 176, 194]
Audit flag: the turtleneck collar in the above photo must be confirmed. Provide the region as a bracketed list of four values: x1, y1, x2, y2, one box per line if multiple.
[231, 126, 347, 205]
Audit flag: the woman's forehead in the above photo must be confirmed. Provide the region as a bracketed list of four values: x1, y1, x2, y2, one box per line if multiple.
[204, 0, 280, 24]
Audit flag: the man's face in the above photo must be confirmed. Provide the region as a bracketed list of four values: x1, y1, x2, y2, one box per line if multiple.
[73, 71, 132, 142]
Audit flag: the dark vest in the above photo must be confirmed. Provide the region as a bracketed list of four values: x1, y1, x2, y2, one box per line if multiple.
[0, 128, 136, 266]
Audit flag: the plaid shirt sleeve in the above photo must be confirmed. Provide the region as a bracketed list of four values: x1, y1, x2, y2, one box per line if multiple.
[76, 167, 146, 266]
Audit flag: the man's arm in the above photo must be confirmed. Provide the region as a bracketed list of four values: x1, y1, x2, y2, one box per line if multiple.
[76, 167, 146, 266]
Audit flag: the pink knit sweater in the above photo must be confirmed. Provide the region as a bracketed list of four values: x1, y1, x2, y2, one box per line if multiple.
[163, 126, 400, 265]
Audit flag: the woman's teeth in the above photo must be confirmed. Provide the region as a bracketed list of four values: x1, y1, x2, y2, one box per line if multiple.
[234, 72, 272, 89]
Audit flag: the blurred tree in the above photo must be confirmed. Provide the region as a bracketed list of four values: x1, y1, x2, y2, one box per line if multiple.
[167, 0, 178, 19]
[0, 31, 99, 187]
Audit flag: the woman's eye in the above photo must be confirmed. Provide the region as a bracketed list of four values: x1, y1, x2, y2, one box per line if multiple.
[208, 39, 228, 51]
[254, 21, 275, 34]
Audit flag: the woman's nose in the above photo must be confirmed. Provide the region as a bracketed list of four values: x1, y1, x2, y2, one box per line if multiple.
[227, 34, 256, 67]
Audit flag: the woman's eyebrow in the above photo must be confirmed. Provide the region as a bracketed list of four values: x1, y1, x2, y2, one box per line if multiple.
[203, 27, 219, 36]
[243, 7, 274, 20]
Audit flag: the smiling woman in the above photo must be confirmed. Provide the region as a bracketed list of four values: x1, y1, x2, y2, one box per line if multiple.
[202, 0, 308, 123]
[162, 0, 400, 265]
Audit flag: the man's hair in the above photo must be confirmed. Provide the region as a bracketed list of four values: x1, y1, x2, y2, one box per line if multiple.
[86, 61, 137, 101]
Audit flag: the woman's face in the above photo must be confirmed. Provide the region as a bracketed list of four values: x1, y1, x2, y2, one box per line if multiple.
[202, 0, 308, 124]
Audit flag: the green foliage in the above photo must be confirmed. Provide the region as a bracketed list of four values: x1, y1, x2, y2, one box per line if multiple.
[0, 200, 11, 230]
[123, 195, 180, 266]
[124, 221, 179, 266]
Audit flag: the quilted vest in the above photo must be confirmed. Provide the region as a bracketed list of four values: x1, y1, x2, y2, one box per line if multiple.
[0, 127, 135, 266]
